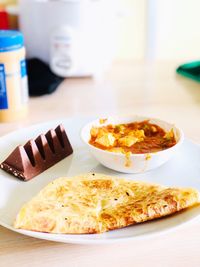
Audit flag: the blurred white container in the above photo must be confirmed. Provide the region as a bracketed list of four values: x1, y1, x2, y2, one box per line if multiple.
[18, 0, 117, 77]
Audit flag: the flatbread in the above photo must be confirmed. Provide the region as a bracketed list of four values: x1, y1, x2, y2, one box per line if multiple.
[14, 173, 200, 234]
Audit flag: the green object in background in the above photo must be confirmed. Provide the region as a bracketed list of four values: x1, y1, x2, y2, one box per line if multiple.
[176, 61, 200, 82]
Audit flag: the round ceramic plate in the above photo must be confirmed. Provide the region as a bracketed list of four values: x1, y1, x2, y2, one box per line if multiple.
[0, 118, 200, 244]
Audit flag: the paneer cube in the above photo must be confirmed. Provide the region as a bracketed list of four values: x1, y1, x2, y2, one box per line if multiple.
[118, 136, 139, 147]
[128, 129, 145, 140]
[164, 129, 174, 140]
[95, 133, 116, 147]
[151, 126, 157, 133]
[115, 124, 126, 134]
[90, 127, 99, 138]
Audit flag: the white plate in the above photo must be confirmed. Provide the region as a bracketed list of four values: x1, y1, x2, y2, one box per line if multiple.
[0, 118, 200, 244]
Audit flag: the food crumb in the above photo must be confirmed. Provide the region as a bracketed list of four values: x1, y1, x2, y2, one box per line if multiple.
[125, 152, 132, 167]
[99, 118, 107, 124]
[145, 154, 151, 161]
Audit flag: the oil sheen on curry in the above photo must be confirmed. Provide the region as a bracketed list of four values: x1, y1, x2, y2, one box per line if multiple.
[89, 120, 176, 154]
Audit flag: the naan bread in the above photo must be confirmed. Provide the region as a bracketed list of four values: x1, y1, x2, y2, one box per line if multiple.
[14, 173, 200, 234]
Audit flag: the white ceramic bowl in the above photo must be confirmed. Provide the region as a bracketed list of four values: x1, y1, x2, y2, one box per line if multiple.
[81, 116, 184, 174]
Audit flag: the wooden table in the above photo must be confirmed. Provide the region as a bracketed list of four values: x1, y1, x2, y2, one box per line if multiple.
[1, 61, 200, 266]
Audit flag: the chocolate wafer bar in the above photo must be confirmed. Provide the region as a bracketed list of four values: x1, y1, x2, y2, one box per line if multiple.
[0, 124, 73, 181]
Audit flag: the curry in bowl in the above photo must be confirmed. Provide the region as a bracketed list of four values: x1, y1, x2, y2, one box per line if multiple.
[89, 120, 176, 154]
[81, 116, 183, 173]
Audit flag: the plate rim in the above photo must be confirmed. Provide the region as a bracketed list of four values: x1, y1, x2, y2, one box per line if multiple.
[1, 212, 199, 245]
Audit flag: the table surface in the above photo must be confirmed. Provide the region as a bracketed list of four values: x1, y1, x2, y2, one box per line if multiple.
[1, 61, 200, 267]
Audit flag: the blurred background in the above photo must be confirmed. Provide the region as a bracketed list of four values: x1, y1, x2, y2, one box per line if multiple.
[1, 0, 200, 135]
[1, 0, 200, 65]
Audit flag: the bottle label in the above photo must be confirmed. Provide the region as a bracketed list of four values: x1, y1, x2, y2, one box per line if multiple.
[0, 64, 8, 109]
[20, 60, 28, 104]
[20, 59, 27, 78]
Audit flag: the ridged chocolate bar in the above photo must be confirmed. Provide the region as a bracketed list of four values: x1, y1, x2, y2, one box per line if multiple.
[0, 124, 73, 181]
